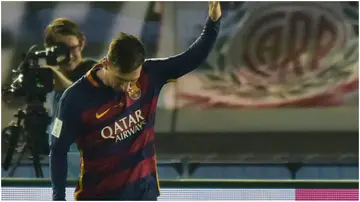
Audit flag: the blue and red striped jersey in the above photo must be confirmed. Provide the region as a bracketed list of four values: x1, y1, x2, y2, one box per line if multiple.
[50, 17, 220, 200]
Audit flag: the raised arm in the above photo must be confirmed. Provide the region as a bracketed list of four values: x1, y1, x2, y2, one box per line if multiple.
[143, 1, 222, 84]
[50, 89, 81, 200]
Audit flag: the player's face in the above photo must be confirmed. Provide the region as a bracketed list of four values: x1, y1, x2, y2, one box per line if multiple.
[105, 64, 142, 92]
[53, 34, 83, 71]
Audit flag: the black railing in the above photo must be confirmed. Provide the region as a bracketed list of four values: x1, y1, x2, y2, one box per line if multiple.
[1, 178, 358, 189]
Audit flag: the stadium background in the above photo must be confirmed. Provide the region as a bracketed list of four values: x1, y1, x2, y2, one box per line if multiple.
[1, 1, 358, 200]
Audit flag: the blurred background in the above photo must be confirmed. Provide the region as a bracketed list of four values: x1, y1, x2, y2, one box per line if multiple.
[1, 1, 359, 201]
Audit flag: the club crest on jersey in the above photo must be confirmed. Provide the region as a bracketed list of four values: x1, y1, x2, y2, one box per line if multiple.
[128, 83, 141, 100]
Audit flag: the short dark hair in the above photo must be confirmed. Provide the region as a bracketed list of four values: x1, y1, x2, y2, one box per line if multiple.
[44, 18, 84, 47]
[108, 32, 145, 74]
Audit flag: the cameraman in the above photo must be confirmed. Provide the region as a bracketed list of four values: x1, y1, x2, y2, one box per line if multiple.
[42, 18, 97, 142]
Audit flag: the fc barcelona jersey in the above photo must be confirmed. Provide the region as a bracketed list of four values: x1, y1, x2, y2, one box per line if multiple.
[50, 17, 220, 200]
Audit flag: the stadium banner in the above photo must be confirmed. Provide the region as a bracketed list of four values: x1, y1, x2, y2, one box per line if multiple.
[162, 1, 358, 109]
[162, 1, 359, 132]
[1, 179, 358, 200]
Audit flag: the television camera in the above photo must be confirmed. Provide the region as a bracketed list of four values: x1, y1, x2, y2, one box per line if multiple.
[2, 42, 70, 178]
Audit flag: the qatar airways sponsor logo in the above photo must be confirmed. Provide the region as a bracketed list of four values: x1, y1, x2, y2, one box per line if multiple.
[101, 109, 146, 142]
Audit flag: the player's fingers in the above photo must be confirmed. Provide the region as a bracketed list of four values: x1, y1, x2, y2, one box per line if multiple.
[212, 1, 219, 7]
[209, 1, 219, 8]
[209, 1, 219, 14]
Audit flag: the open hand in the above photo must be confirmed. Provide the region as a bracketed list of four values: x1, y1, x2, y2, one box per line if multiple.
[208, 1, 222, 21]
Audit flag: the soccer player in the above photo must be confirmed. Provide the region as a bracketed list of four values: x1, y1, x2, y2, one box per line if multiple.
[50, 1, 221, 200]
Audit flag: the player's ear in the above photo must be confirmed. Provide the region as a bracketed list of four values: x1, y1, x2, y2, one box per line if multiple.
[101, 57, 110, 69]
[80, 35, 86, 51]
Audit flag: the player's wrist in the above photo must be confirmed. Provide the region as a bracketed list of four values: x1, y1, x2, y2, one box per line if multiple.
[208, 15, 222, 23]
[209, 14, 221, 22]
